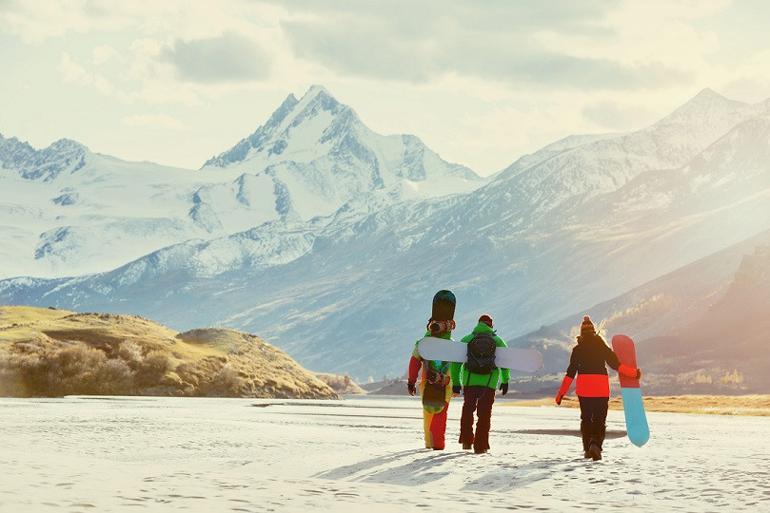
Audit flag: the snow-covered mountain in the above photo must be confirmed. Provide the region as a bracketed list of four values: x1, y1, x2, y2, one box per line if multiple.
[0, 135, 88, 181]
[0, 139, 204, 279]
[196, 85, 483, 225]
[0, 86, 484, 279]
[2, 88, 770, 380]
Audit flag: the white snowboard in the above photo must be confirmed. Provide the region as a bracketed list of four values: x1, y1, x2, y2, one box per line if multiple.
[417, 337, 543, 373]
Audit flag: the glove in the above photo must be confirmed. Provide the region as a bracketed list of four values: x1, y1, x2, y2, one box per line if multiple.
[407, 382, 416, 396]
[452, 385, 462, 395]
[619, 363, 642, 379]
[499, 382, 508, 395]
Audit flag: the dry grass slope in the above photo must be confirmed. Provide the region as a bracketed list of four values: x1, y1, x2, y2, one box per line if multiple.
[508, 395, 770, 416]
[0, 306, 337, 399]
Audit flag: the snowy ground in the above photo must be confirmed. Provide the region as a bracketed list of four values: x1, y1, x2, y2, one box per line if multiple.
[1, 396, 768, 512]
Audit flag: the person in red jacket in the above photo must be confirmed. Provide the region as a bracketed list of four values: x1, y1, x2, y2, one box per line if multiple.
[406, 322, 456, 450]
[555, 316, 641, 460]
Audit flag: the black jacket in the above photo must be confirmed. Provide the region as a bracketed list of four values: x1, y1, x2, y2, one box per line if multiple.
[566, 333, 620, 378]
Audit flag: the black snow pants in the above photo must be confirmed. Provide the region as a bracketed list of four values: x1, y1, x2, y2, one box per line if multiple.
[459, 385, 496, 453]
[578, 397, 608, 450]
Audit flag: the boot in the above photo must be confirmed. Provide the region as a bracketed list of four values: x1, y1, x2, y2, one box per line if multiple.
[596, 424, 606, 452]
[462, 442, 473, 450]
[587, 422, 604, 461]
[588, 441, 602, 461]
[580, 421, 591, 458]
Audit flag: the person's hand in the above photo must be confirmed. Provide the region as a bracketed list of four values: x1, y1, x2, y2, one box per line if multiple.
[555, 393, 564, 406]
[407, 382, 416, 396]
[452, 385, 462, 397]
[500, 383, 508, 395]
[636, 368, 642, 380]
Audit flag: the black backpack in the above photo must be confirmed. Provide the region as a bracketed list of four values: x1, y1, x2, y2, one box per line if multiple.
[466, 333, 497, 374]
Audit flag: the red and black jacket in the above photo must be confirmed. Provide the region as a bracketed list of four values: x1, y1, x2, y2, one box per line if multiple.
[557, 334, 636, 398]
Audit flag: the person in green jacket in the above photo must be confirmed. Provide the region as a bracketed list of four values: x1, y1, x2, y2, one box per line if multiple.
[450, 314, 510, 454]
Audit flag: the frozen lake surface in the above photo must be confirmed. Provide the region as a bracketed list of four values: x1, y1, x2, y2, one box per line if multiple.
[1, 396, 768, 512]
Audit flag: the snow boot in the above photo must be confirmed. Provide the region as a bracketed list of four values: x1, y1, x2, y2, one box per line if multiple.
[588, 421, 604, 460]
[596, 424, 606, 452]
[462, 442, 473, 450]
[588, 441, 602, 461]
[581, 421, 591, 458]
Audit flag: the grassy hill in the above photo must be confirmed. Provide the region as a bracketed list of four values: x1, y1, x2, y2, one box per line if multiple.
[0, 306, 337, 399]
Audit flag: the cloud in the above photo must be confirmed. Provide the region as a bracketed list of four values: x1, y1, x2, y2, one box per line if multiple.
[0, 0, 134, 43]
[160, 31, 270, 83]
[92, 45, 117, 65]
[276, 0, 698, 90]
[59, 52, 116, 96]
[122, 113, 186, 130]
[582, 102, 655, 130]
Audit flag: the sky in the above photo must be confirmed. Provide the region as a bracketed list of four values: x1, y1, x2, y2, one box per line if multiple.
[1, 0, 769, 176]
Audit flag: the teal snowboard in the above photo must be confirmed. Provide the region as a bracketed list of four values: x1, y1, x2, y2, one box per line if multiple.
[612, 334, 650, 447]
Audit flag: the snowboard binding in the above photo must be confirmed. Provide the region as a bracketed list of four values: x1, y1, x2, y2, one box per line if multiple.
[427, 318, 456, 335]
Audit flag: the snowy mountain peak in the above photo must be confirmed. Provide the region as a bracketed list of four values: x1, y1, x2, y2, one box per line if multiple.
[48, 138, 88, 153]
[692, 87, 727, 101]
[191, 85, 483, 233]
[654, 88, 749, 127]
[267, 93, 299, 129]
[201, 85, 351, 169]
[0, 134, 35, 163]
[0, 135, 89, 181]
[295, 84, 339, 111]
[200, 84, 480, 182]
[304, 84, 331, 98]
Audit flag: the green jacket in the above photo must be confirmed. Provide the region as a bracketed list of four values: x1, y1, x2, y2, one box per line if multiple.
[450, 323, 510, 389]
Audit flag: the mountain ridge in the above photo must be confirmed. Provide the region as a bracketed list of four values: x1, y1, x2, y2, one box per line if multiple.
[0, 86, 486, 280]
[2, 87, 770, 380]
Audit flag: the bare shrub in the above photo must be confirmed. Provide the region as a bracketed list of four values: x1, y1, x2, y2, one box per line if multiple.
[117, 340, 144, 368]
[174, 362, 202, 388]
[3, 343, 141, 396]
[202, 364, 245, 397]
[135, 350, 173, 386]
[0, 355, 25, 395]
[94, 359, 135, 395]
[41, 344, 107, 395]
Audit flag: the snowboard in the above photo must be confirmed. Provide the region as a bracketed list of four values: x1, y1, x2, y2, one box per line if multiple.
[417, 337, 543, 373]
[421, 290, 456, 412]
[611, 334, 650, 447]
[428, 290, 456, 335]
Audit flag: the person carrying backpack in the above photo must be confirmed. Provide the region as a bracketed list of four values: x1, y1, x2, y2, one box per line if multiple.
[407, 320, 456, 450]
[555, 316, 641, 460]
[450, 314, 510, 454]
